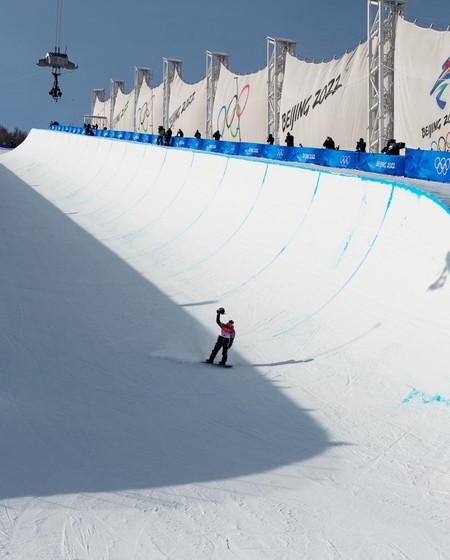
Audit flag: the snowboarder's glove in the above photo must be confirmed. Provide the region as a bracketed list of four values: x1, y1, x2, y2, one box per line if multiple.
[216, 307, 225, 314]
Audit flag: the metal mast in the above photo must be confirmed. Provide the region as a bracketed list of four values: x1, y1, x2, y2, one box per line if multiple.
[368, 0, 406, 152]
[206, 51, 229, 139]
[163, 58, 182, 130]
[267, 37, 296, 145]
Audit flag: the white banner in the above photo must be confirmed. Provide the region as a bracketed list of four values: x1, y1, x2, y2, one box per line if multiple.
[168, 72, 206, 137]
[135, 80, 163, 135]
[112, 89, 134, 132]
[395, 18, 450, 151]
[279, 46, 368, 150]
[92, 98, 110, 129]
[212, 65, 267, 143]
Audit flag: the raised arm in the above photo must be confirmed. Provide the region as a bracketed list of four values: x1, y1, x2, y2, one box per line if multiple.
[216, 307, 225, 327]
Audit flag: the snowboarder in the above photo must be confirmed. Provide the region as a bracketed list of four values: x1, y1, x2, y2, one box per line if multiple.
[206, 308, 235, 366]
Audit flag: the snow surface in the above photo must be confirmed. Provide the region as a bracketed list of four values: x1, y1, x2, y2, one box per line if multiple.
[0, 129, 450, 559]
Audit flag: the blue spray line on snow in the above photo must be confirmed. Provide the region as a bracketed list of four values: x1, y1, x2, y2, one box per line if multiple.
[106, 147, 171, 229]
[179, 163, 270, 275]
[71, 139, 132, 207]
[84, 139, 148, 219]
[217, 172, 321, 299]
[125, 151, 198, 239]
[335, 233, 353, 267]
[273, 183, 395, 338]
[139, 155, 232, 260]
[63, 136, 129, 202]
[402, 388, 450, 406]
[335, 190, 368, 267]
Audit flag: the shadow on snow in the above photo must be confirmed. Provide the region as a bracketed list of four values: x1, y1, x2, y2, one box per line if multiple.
[0, 166, 331, 499]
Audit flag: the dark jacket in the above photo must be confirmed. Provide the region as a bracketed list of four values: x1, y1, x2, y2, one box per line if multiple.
[323, 136, 336, 150]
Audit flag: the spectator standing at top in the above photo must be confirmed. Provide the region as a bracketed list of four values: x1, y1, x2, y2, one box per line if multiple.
[176, 129, 184, 137]
[157, 125, 165, 145]
[285, 132, 294, 147]
[164, 127, 173, 146]
[84, 123, 94, 136]
[356, 138, 366, 152]
[323, 136, 337, 150]
[381, 138, 405, 155]
[212, 130, 221, 140]
[194, 130, 201, 139]
[267, 133, 274, 145]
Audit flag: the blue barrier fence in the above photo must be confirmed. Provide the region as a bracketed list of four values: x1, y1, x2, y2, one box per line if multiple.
[50, 125, 450, 184]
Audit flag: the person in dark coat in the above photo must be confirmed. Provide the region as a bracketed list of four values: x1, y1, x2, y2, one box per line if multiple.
[356, 138, 366, 152]
[164, 127, 173, 146]
[323, 136, 336, 150]
[381, 138, 405, 155]
[285, 132, 294, 147]
[157, 125, 165, 145]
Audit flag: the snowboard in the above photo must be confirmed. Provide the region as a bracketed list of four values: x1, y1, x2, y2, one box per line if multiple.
[204, 361, 233, 368]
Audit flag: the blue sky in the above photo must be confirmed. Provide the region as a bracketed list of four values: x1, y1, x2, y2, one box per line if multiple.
[0, 0, 448, 132]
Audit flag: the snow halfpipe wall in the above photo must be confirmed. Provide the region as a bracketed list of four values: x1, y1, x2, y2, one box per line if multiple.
[1, 129, 450, 558]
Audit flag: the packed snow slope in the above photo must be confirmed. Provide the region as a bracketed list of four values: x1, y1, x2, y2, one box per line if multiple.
[1, 129, 450, 559]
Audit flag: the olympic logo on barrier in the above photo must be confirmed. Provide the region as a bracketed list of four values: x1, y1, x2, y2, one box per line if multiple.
[434, 156, 450, 175]
[216, 83, 250, 141]
[340, 155, 351, 167]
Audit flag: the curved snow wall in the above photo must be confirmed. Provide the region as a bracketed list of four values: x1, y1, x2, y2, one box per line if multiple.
[2, 129, 450, 392]
[51, 124, 450, 184]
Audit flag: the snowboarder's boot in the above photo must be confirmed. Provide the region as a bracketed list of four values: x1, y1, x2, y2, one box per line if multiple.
[206, 358, 213, 364]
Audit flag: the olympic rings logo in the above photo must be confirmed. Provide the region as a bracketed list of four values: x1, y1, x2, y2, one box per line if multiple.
[434, 156, 450, 175]
[136, 96, 154, 132]
[340, 155, 351, 167]
[430, 130, 450, 152]
[217, 83, 250, 140]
